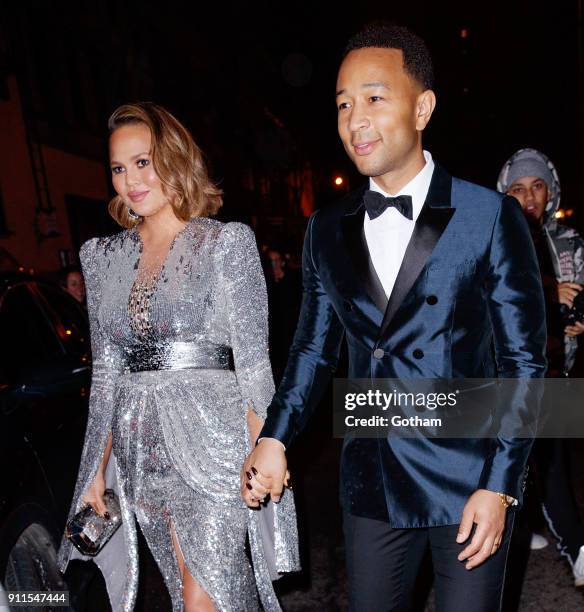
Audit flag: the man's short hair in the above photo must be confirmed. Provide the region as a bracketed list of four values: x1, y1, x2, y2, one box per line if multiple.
[343, 22, 434, 91]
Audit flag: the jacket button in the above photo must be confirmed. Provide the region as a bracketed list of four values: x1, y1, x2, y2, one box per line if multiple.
[413, 349, 424, 359]
[344, 300, 353, 312]
[373, 348, 385, 359]
[426, 295, 438, 305]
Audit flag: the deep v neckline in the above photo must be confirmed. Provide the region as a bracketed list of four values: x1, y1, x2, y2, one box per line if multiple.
[132, 219, 191, 285]
[127, 220, 191, 339]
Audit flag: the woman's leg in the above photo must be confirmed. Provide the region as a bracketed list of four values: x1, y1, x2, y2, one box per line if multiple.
[169, 520, 216, 612]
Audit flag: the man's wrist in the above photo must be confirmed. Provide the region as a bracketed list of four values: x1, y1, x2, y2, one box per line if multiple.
[256, 437, 286, 451]
[494, 491, 517, 508]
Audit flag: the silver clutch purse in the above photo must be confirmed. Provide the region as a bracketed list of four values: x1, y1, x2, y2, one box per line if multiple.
[66, 489, 122, 556]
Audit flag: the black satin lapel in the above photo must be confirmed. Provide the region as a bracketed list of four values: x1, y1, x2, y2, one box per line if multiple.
[363, 227, 389, 313]
[341, 209, 388, 314]
[379, 165, 455, 339]
[379, 206, 454, 338]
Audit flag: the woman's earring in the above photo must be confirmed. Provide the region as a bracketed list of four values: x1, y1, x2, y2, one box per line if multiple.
[127, 207, 140, 221]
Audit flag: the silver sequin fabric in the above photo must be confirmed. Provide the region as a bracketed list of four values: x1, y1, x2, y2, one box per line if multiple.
[57, 218, 300, 611]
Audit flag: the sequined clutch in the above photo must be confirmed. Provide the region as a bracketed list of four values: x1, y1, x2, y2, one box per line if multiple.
[66, 489, 122, 556]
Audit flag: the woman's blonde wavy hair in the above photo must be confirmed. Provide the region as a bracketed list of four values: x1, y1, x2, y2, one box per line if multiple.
[107, 102, 222, 228]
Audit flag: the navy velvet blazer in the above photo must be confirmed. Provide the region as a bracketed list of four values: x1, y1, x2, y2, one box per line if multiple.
[260, 164, 547, 528]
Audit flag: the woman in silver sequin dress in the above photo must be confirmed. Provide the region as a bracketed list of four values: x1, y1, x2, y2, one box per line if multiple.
[57, 103, 299, 611]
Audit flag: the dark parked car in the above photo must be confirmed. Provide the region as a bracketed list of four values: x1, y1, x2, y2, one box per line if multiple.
[0, 272, 108, 610]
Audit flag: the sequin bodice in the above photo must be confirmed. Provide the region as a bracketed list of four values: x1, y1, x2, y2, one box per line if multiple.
[127, 225, 184, 341]
[90, 218, 272, 385]
[128, 271, 158, 339]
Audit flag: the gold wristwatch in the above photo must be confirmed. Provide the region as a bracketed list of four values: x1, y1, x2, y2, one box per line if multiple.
[496, 492, 516, 509]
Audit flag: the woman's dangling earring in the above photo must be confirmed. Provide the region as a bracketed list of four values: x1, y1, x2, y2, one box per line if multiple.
[127, 207, 140, 221]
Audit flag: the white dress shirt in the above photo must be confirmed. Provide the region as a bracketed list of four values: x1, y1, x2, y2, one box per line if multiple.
[364, 150, 435, 299]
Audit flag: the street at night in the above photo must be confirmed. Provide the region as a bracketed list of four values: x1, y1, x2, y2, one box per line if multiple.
[1, 1, 584, 610]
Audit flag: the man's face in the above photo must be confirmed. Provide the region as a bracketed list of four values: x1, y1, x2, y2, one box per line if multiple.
[506, 176, 549, 223]
[336, 48, 430, 179]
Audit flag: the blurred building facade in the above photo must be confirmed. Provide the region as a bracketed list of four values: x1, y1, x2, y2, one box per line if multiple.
[0, 5, 319, 276]
[0, 76, 110, 273]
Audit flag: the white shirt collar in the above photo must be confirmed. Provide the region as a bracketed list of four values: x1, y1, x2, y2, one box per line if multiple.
[368, 150, 435, 222]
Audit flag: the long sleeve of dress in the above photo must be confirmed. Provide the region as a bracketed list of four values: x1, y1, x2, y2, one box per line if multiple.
[57, 237, 126, 570]
[219, 223, 275, 419]
[218, 223, 300, 600]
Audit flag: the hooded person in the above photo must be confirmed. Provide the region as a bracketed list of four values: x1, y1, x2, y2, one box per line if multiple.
[498, 148, 584, 585]
[498, 148, 584, 375]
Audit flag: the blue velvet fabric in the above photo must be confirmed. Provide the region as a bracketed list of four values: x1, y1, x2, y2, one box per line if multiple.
[260, 164, 547, 527]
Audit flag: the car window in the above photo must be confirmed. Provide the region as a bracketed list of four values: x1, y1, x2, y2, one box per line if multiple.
[0, 284, 62, 380]
[34, 283, 89, 357]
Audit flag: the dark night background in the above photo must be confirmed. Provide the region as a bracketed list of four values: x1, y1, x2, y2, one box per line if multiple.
[1, 2, 584, 610]
[1, 0, 583, 248]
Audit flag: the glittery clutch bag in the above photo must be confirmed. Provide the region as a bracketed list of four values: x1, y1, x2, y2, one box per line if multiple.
[66, 489, 122, 556]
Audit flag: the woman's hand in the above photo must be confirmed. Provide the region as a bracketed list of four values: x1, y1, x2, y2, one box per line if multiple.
[243, 408, 291, 506]
[82, 471, 108, 517]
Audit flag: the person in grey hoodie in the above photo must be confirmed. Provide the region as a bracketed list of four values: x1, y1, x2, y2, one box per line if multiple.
[498, 148, 584, 586]
[498, 148, 584, 374]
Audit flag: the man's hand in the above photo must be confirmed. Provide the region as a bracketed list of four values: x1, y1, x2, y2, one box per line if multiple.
[565, 320, 584, 337]
[456, 489, 507, 570]
[557, 282, 583, 308]
[241, 438, 287, 507]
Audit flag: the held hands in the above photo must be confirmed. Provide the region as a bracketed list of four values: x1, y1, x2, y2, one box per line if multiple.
[81, 470, 109, 518]
[240, 438, 288, 508]
[456, 489, 507, 570]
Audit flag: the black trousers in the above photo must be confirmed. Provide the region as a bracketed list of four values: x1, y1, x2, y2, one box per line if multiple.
[343, 511, 515, 612]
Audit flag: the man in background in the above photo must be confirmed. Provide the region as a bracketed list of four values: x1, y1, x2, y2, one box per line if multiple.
[498, 148, 584, 585]
[264, 246, 302, 383]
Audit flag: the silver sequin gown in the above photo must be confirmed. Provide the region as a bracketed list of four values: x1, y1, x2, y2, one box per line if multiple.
[57, 218, 300, 611]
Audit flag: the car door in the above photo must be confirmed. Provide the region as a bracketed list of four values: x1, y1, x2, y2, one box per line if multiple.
[0, 281, 90, 533]
[27, 281, 92, 524]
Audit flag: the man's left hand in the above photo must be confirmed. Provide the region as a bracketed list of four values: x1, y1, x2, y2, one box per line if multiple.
[565, 321, 584, 337]
[456, 489, 507, 570]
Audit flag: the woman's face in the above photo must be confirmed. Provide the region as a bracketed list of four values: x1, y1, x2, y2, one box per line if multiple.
[109, 123, 170, 219]
[66, 271, 86, 303]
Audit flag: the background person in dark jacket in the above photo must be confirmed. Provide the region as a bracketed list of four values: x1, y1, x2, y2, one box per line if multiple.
[498, 148, 584, 587]
[264, 246, 302, 383]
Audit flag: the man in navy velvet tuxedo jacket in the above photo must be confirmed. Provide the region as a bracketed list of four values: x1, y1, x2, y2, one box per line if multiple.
[242, 24, 546, 611]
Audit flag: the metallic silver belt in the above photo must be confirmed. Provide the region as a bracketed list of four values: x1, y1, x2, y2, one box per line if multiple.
[124, 341, 231, 373]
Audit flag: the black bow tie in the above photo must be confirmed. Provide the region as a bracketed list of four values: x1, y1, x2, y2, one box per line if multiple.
[363, 190, 413, 220]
